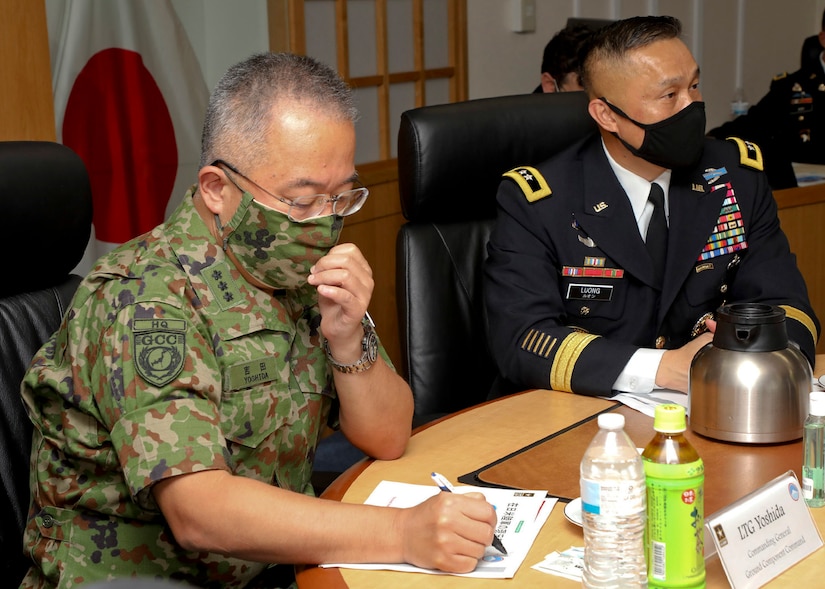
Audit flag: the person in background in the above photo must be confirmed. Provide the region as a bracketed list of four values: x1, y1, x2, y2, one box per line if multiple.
[486, 16, 818, 400]
[533, 25, 593, 93]
[707, 10, 825, 189]
[20, 52, 498, 589]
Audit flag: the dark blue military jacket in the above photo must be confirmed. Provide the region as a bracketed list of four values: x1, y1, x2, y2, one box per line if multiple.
[484, 134, 819, 397]
[709, 65, 825, 188]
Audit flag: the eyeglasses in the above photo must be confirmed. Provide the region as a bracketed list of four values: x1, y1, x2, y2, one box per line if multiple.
[212, 159, 369, 222]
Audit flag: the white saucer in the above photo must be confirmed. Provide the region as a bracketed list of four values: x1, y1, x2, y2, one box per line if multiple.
[564, 497, 583, 527]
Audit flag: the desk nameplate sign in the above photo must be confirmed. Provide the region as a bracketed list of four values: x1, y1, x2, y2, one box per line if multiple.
[704, 471, 822, 589]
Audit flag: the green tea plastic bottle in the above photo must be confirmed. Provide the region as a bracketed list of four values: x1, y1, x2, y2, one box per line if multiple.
[642, 404, 705, 589]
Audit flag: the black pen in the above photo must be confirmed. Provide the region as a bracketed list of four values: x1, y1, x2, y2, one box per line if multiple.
[430, 472, 508, 555]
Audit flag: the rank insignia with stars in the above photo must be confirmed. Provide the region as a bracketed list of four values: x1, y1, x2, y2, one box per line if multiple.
[503, 165, 552, 202]
[203, 261, 243, 310]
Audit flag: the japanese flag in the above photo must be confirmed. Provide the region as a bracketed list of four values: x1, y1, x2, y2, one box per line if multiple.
[47, 0, 209, 275]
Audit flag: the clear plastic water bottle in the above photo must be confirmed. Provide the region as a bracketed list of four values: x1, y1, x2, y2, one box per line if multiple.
[802, 391, 825, 508]
[581, 412, 648, 589]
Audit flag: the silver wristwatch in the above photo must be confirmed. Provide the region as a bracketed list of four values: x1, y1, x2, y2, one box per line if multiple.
[323, 321, 378, 374]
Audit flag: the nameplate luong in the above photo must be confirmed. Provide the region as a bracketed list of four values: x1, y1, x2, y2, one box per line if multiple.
[704, 471, 822, 589]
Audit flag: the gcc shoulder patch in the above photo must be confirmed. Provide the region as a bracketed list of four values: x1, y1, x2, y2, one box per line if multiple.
[503, 166, 552, 202]
[133, 318, 186, 387]
[725, 137, 764, 171]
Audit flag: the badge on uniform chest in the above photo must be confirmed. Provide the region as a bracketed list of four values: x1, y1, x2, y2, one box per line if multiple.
[566, 283, 613, 301]
[224, 356, 280, 392]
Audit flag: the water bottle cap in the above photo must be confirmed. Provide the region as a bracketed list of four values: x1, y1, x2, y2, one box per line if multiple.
[810, 391, 825, 416]
[653, 404, 687, 433]
[597, 413, 625, 430]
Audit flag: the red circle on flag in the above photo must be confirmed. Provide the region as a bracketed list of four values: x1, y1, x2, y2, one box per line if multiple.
[63, 48, 178, 244]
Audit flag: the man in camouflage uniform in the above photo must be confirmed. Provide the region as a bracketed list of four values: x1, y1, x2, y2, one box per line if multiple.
[708, 11, 825, 189]
[20, 53, 498, 588]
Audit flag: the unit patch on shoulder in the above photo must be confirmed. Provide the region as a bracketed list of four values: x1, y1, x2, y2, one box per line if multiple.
[133, 318, 186, 387]
[725, 137, 764, 171]
[503, 166, 552, 202]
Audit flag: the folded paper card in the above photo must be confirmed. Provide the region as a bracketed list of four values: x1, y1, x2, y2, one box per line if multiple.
[704, 471, 823, 589]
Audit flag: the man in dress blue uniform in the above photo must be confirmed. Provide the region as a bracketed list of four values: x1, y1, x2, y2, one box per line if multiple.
[708, 11, 825, 188]
[484, 16, 819, 398]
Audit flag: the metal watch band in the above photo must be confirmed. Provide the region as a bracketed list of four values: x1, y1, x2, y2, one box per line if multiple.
[323, 322, 378, 374]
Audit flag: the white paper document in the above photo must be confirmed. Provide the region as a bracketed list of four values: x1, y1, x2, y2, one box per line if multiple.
[532, 546, 585, 581]
[608, 389, 688, 417]
[792, 162, 825, 186]
[321, 480, 556, 578]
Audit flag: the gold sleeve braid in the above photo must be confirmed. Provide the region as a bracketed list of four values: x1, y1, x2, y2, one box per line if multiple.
[549, 332, 599, 393]
[521, 328, 558, 357]
[779, 305, 819, 346]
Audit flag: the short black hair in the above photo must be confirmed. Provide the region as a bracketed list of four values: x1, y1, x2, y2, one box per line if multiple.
[580, 15, 682, 94]
[540, 25, 594, 83]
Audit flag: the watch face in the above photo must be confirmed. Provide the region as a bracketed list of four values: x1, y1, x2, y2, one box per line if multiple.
[366, 330, 379, 363]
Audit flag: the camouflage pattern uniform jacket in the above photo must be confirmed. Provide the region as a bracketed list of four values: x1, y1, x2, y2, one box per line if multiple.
[20, 188, 369, 588]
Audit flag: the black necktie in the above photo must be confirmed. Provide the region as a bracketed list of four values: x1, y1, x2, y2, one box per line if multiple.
[646, 182, 668, 284]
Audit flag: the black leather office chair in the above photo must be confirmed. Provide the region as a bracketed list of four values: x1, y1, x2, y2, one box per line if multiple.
[396, 92, 598, 425]
[0, 141, 92, 584]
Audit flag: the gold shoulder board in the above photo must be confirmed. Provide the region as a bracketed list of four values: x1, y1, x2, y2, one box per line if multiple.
[773, 71, 788, 81]
[725, 137, 764, 171]
[503, 166, 552, 202]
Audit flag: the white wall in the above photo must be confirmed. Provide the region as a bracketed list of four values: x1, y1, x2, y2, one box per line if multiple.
[168, 0, 825, 139]
[467, 0, 824, 130]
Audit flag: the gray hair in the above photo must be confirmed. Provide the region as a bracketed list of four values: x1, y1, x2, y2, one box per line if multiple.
[580, 16, 682, 95]
[199, 52, 358, 168]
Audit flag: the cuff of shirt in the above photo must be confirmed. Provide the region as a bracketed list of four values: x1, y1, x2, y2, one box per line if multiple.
[611, 348, 667, 393]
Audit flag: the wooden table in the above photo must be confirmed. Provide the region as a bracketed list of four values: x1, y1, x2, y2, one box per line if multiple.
[296, 387, 825, 588]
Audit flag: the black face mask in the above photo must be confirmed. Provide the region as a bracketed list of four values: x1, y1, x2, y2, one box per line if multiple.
[601, 99, 707, 169]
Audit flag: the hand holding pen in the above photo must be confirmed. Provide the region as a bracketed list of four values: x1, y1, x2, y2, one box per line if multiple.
[431, 472, 508, 555]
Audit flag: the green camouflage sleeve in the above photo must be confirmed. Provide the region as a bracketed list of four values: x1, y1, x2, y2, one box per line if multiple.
[93, 298, 230, 511]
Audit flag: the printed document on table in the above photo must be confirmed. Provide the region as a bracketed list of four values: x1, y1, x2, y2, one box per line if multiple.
[792, 162, 825, 186]
[320, 480, 556, 578]
[607, 389, 687, 417]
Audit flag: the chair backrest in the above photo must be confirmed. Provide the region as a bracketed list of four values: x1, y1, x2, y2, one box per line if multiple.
[396, 92, 597, 423]
[0, 141, 92, 584]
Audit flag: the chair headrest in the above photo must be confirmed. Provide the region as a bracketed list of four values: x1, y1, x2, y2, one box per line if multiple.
[397, 92, 597, 223]
[1, 141, 92, 297]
